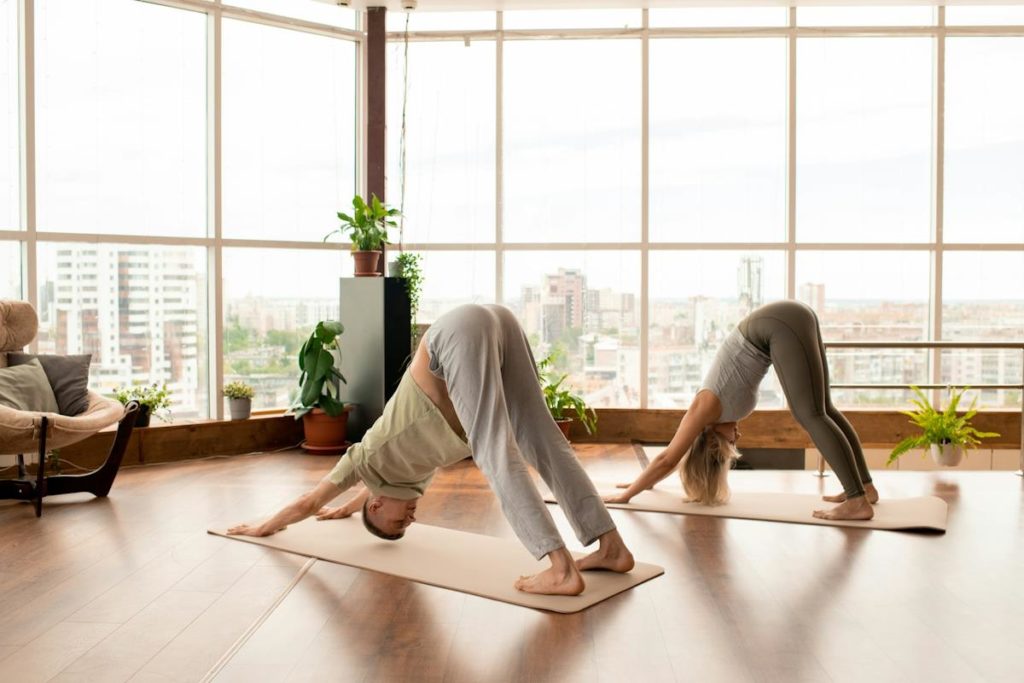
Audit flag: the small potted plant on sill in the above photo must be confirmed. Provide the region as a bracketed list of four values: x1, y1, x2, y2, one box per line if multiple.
[887, 385, 1000, 468]
[326, 194, 401, 277]
[291, 320, 352, 455]
[224, 380, 255, 420]
[538, 353, 597, 441]
[113, 382, 171, 428]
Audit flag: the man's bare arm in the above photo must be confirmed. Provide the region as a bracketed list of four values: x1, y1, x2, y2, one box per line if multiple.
[315, 484, 370, 520]
[227, 479, 347, 537]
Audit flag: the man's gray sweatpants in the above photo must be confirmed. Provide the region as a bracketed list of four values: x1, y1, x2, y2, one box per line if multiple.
[426, 303, 616, 560]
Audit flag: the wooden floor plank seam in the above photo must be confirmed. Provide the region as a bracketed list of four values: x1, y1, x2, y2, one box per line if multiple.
[200, 556, 317, 683]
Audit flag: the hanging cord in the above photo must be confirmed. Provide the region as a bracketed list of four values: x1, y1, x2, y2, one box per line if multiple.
[398, 12, 411, 250]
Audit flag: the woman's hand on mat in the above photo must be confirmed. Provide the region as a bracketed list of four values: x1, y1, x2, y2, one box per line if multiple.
[603, 491, 633, 504]
[315, 505, 355, 520]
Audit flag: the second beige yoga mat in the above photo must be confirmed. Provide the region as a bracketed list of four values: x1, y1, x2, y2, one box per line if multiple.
[209, 517, 663, 613]
[545, 483, 947, 532]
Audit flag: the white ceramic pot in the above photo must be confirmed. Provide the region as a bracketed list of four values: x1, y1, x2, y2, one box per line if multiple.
[228, 397, 252, 420]
[930, 442, 963, 467]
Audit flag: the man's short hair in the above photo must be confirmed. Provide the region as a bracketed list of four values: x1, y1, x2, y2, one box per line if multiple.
[361, 498, 405, 541]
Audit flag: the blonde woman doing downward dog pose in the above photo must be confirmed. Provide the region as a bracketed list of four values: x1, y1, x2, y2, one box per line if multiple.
[607, 300, 878, 521]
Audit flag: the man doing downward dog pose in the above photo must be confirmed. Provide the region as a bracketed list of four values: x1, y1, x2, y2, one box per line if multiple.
[229, 304, 634, 595]
[607, 300, 877, 521]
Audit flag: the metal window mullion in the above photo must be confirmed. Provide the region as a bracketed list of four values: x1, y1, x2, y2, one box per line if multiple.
[786, 10, 797, 303]
[639, 8, 649, 410]
[19, 0, 36, 350]
[209, 7, 224, 420]
[495, 11, 503, 303]
[931, 9, 946, 408]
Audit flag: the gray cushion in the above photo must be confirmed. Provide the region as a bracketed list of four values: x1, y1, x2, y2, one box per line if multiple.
[0, 359, 60, 413]
[7, 353, 92, 416]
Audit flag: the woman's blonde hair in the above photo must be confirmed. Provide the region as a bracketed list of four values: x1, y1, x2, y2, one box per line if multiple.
[681, 427, 740, 505]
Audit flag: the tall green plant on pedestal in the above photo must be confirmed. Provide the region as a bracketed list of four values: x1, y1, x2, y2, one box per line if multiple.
[395, 251, 423, 348]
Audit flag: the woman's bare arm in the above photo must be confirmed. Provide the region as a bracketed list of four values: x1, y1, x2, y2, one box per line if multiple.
[605, 392, 721, 503]
[227, 479, 347, 537]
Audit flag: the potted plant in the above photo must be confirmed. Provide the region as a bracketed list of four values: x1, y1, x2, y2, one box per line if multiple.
[538, 354, 597, 441]
[394, 251, 424, 348]
[224, 380, 255, 420]
[887, 385, 1000, 468]
[291, 320, 352, 454]
[113, 382, 171, 428]
[326, 194, 401, 277]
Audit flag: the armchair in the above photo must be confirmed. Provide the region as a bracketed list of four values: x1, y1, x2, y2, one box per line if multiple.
[0, 300, 138, 516]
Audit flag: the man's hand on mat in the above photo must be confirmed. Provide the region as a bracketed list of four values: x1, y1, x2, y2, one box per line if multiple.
[227, 522, 280, 537]
[315, 505, 356, 520]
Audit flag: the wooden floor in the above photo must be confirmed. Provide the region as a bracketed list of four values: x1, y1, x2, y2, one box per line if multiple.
[1, 445, 1022, 683]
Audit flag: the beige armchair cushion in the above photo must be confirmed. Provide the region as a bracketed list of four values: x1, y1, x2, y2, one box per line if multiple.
[0, 390, 124, 455]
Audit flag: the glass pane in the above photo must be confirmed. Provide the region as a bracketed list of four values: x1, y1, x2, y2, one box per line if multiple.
[223, 248, 349, 412]
[504, 40, 641, 243]
[946, 7, 1024, 26]
[225, 0, 357, 29]
[648, 251, 786, 409]
[798, 6, 935, 27]
[386, 11, 495, 31]
[0, 0, 17, 230]
[796, 251, 930, 407]
[407, 251, 496, 323]
[36, 243, 209, 418]
[35, 0, 207, 237]
[797, 38, 932, 243]
[1, 241, 20, 298]
[223, 19, 357, 241]
[945, 38, 1024, 244]
[649, 8, 788, 28]
[941, 251, 1024, 408]
[503, 10, 641, 30]
[503, 251, 640, 408]
[650, 39, 786, 243]
[386, 41, 495, 244]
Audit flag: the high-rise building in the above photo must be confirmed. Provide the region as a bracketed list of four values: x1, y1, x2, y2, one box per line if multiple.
[799, 282, 826, 312]
[737, 256, 763, 312]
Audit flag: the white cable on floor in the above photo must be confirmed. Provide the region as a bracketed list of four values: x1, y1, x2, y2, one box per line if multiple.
[200, 556, 317, 682]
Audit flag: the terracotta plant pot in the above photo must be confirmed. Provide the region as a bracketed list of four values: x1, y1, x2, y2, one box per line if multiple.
[555, 418, 572, 441]
[228, 397, 251, 420]
[930, 442, 964, 467]
[301, 406, 352, 455]
[352, 250, 382, 277]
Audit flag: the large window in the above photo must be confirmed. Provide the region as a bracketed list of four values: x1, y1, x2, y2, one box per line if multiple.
[386, 40, 496, 244]
[222, 19, 357, 241]
[36, 243, 209, 418]
[1, 241, 19, 298]
[945, 38, 1024, 244]
[503, 39, 641, 244]
[0, 0, 17, 230]
[35, 0, 207, 236]
[649, 38, 786, 243]
[796, 37, 933, 244]
[222, 248, 349, 412]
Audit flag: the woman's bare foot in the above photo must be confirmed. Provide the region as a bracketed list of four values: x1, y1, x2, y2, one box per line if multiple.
[576, 529, 635, 573]
[813, 495, 874, 521]
[514, 548, 586, 596]
[822, 482, 879, 504]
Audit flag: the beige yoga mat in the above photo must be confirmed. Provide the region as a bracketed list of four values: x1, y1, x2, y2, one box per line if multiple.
[545, 483, 948, 532]
[209, 517, 664, 613]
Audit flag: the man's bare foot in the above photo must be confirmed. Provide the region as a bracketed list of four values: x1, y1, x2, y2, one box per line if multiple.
[576, 529, 635, 573]
[514, 567, 585, 595]
[813, 495, 874, 521]
[514, 547, 586, 596]
[823, 482, 879, 504]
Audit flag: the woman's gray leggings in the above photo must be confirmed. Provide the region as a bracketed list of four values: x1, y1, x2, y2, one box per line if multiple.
[427, 304, 616, 560]
[739, 300, 872, 499]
